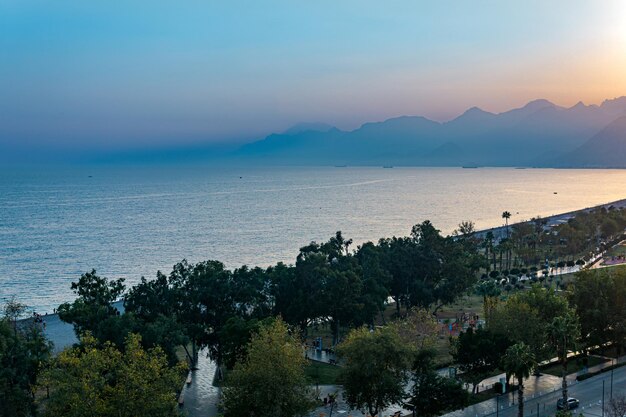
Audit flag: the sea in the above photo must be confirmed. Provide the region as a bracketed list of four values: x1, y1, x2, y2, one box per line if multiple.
[2, 165, 626, 313]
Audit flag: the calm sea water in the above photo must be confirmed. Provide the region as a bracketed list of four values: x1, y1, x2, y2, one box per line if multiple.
[2, 165, 626, 313]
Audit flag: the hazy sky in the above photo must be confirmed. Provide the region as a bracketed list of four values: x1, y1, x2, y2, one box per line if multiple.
[1, 0, 626, 155]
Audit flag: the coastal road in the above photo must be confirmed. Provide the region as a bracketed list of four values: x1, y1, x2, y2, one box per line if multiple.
[443, 367, 626, 417]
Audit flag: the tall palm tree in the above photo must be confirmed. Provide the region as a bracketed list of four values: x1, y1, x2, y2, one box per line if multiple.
[484, 231, 495, 268]
[548, 313, 581, 410]
[503, 342, 536, 417]
[502, 211, 512, 238]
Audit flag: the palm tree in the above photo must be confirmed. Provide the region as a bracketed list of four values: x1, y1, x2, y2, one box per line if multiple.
[483, 231, 495, 268]
[502, 342, 536, 417]
[548, 313, 581, 410]
[502, 211, 512, 238]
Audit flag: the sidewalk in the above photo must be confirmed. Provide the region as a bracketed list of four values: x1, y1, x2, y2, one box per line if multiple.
[306, 385, 405, 417]
[443, 353, 626, 417]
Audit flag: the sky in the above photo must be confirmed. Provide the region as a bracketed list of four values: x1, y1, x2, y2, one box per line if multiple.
[1, 0, 626, 159]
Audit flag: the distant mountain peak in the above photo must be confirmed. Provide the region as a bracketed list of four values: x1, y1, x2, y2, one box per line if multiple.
[522, 99, 555, 111]
[283, 122, 335, 135]
[448, 106, 494, 124]
[599, 96, 626, 114]
[463, 106, 492, 115]
[601, 96, 626, 107]
[570, 101, 587, 110]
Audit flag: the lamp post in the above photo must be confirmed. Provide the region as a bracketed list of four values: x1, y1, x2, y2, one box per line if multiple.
[496, 394, 500, 417]
[610, 357, 615, 399]
[602, 379, 605, 417]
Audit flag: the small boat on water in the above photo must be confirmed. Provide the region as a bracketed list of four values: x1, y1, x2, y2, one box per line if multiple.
[383, 165, 394, 168]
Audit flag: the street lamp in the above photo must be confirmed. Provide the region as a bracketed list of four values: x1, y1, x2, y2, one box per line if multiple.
[602, 379, 605, 417]
[496, 394, 500, 417]
[610, 357, 615, 399]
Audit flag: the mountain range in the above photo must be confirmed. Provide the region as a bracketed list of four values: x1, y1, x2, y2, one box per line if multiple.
[233, 97, 626, 168]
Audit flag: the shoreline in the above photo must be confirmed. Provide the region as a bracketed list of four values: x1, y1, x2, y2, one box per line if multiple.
[9, 197, 626, 319]
[473, 197, 626, 242]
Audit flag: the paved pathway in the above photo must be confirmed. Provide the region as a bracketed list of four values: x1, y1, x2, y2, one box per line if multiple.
[179, 349, 220, 417]
[307, 385, 405, 417]
[307, 347, 338, 364]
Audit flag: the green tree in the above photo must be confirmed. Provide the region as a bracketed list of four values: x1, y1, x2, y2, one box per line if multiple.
[41, 333, 184, 417]
[57, 270, 125, 338]
[0, 314, 52, 417]
[570, 269, 626, 355]
[407, 349, 469, 417]
[218, 316, 271, 370]
[548, 313, 581, 410]
[337, 326, 414, 417]
[474, 279, 501, 324]
[452, 327, 511, 393]
[482, 231, 496, 271]
[222, 319, 314, 417]
[392, 307, 439, 351]
[502, 343, 536, 417]
[273, 232, 379, 344]
[490, 286, 569, 363]
[355, 242, 393, 325]
[168, 260, 236, 375]
[3, 297, 26, 334]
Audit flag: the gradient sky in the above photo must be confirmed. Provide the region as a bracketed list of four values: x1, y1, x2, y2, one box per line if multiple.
[1, 0, 626, 157]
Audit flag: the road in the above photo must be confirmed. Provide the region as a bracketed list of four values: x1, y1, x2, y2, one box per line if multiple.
[443, 366, 626, 417]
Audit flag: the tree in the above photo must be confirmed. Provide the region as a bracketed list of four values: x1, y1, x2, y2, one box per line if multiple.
[392, 307, 439, 351]
[355, 242, 393, 325]
[605, 395, 626, 417]
[451, 327, 511, 393]
[168, 259, 236, 375]
[570, 269, 626, 355]
[3, 297, 26, 334]
[502, 211, 512, 238]
[218, 316, 269, 370]
[222, 319, 314, 417]
[502, 343, 536, 417]
[407, 349, 469, 417]
[273, 232, 377, 344]
[548, 313, 580, 410]
[41, 333, 184, 417]
[483, 231, 496, 271]
[490, 286, 569, 363]
[474, 280, 501, 324]
[0, 313, 52, 417]
[337, 326, 414, 417]
[455, 220, 476, 238]
[57, 270, 125, 338]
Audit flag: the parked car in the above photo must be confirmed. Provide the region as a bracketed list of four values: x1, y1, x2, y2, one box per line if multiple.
[557, 397, 580, 410]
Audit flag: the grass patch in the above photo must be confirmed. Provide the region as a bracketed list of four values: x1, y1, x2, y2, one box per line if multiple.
[540, 355, 607, 377]
[606, 243, 626, 258]
[468, 388, 498, 405]
[305, 360, 342, 385]
[577, 361, 626, 381]
[590, 344, 625, 359]
[437, 294, 484, 319]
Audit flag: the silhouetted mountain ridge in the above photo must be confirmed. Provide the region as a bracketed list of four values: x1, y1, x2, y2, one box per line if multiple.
[234, 97, 626, 167]
[557, 116, 626, 168]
